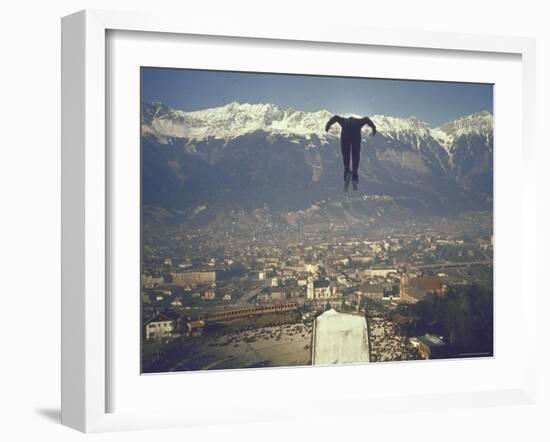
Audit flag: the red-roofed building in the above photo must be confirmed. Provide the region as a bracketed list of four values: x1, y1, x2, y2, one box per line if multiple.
[400, 274, 447, 304]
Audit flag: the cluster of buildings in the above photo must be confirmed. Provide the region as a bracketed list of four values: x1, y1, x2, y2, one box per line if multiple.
[141, 219, 491, 362]
[399, 273, 447, 304]
[142, 268, 218, 305]
[353, 271, 448, 306]
[141, 252, 450, 324]
[143, 269, 216, 288]
[139, 208, 493, 373]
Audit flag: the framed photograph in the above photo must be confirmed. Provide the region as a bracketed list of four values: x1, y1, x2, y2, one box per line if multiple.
[61, 9, 537, 433]
[139, 66, 495, 372]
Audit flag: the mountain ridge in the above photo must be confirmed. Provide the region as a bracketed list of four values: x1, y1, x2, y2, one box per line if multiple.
[143, 101, 492, 144]
[141, 101, 493, 229]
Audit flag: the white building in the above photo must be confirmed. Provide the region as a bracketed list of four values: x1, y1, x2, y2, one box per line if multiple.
[307, 276, 314, 300]
[144, 313, 176, 340]
[337, 275, 348, 285]
[304, 263, 318, 274]
[363, 268, 398, 278]
[307, 277, 335, 300]
[170, 298, 182, 308]
[202, 289, 216, 300]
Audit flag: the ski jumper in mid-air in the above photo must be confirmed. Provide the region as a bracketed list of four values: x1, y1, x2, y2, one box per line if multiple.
[325, 115, 377, 186]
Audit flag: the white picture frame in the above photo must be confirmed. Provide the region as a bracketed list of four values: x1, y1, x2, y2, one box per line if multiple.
[61, 9, 537, 433]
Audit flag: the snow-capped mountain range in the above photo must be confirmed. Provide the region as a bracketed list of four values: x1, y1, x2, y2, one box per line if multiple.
[143, 101, 492, 145]
[143, 101, 334, 142]
[141, 101, 493, 225]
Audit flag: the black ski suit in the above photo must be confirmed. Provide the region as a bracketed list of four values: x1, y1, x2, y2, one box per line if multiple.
[325, 115, 376, 175]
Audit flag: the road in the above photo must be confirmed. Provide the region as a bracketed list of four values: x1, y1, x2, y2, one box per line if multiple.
[416, 260, 492, 269]
[235, 280, 270, 305]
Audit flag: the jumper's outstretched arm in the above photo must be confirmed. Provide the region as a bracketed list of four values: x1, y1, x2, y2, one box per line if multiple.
[325, 115, 343, 132]
[362, 117, 377, 135]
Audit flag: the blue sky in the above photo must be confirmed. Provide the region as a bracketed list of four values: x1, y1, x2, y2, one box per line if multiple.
[141, 67, 493, 127]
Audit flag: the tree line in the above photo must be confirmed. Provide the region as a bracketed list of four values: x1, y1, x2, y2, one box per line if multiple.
[395, 284, 493, 357]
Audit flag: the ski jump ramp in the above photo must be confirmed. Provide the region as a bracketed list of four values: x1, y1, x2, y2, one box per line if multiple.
[312, 309, 371, 365]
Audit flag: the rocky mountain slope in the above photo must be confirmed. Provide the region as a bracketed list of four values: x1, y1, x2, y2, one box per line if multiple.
[141, 102, 493, 228]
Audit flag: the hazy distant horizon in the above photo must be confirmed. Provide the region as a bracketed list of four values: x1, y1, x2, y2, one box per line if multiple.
[141, 67, 493, 127]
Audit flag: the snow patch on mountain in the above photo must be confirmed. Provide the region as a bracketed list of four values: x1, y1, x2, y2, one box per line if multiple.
[371, 115, 431, 138]
[430, 128, 453, 152]
[192, 204, 207, 216]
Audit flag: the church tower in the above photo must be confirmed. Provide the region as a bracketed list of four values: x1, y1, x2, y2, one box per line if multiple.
[400, 272, 409, 299]
[307, 275, 314, 300]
